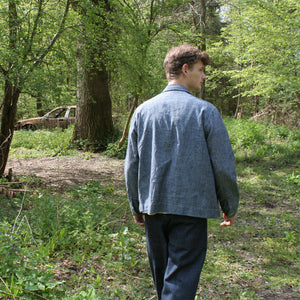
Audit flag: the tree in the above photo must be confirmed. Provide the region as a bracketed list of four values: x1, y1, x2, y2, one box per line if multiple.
[71, 0, 115, 151]
[188, 0, 224, 98]
[112, 0, 192, 147]
[0, 0, 71, 176]
[19, 33, 78, 118]
[155, 0, 224, 99]
[218, 0, 300, 122]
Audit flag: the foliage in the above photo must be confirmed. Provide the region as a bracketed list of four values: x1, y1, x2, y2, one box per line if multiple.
[0, 0, 72, 86]
[0, 218, 64, 299]
[104, 140, 128, 160]
[217, 0, 300, 119]
[204, 43, 238, 115]
[224, 118, 300, 163]
[10, 126, 77, 158]
[17, 37, 78, 119]
[108, 0, 183, 112]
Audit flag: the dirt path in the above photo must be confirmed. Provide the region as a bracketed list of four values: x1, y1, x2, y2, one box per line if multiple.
[7, 153, 125, 190]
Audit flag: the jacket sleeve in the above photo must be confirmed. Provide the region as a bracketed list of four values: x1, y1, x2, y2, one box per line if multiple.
[204, 107, 239, 218]
[124, 114, 141, 216]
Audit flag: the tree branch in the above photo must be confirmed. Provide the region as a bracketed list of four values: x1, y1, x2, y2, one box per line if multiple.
[118, 94, 138, 148]
[23, 0, 44, 61]
[25, 0, 71, 78]
[0, 64, 7, 76]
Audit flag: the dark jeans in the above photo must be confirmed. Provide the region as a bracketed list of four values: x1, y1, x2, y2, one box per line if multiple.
[145, 214, 207, 300]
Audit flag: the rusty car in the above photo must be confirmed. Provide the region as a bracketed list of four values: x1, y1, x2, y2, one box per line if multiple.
[15, 105, 76, 130]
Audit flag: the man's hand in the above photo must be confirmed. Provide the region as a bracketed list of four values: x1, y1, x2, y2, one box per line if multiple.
[220, 213, 236, 226]
[134, 215, 145, 227]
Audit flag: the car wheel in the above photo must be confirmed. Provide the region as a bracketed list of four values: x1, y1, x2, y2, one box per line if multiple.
[22, 124, 37, 131]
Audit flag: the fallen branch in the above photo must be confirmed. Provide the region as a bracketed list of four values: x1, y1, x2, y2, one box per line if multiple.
[0, 186, 14, 198]
[249, 105, 272, 121]
[7, 188, 29, 193]
[0, 169, 32, 197]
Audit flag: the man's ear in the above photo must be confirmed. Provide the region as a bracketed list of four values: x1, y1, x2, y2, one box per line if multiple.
[182, 63, 189, 75]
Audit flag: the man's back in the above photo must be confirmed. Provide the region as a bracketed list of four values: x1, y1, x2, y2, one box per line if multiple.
[125, 84, 239, 219]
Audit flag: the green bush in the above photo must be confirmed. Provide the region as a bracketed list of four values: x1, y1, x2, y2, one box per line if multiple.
[224, 118, 300, 162]
[104, 140, 128, 159]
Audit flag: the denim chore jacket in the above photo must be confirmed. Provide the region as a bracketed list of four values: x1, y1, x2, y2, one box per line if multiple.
[125, 84, 239, 219]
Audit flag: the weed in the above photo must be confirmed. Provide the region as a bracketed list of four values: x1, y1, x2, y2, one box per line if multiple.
[104, 140, 128, 159]
[0, 222, 64, 299]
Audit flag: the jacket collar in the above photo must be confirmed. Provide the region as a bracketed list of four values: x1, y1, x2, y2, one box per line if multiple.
[162, 84, 191, 94]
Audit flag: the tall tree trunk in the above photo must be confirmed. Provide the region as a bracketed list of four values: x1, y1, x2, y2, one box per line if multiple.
[72, 51, 113, 151]
[0, 0, 70, 176]
[71, 0, 113, 151]
[235, 78, 242, 119]
[191, 0, 207, 99]
[0, 81, 20, 176]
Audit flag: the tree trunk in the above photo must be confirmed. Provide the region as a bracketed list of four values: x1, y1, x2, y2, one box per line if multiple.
[191, 0, 207, 99]
[36, 94, 44, 116]
[0, 81, 20, 176]
[0, 0, 70, 177]
[72, 53, 113, 151]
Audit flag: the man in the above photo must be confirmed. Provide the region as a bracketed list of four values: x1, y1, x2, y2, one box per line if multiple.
[125, 44, 239, 300]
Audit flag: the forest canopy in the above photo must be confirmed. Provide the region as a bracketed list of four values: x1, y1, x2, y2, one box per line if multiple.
[1, 0, 298, 120]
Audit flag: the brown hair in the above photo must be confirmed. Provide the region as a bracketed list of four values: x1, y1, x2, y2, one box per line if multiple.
[163, 45, 210, 80]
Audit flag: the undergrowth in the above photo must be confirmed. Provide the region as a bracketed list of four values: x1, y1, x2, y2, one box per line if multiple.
[10, 119, 300, 164]
[1, 118, 299, 299]
[11, 126, 77, 158]
[224, 117, 300, 164]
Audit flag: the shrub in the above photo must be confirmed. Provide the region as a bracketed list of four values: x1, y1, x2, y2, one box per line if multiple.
[104, 141, 128, 159]
[224, 118, 300, 162]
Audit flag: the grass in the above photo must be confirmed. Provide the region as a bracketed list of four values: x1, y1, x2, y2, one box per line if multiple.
[1, 118, 299, 299]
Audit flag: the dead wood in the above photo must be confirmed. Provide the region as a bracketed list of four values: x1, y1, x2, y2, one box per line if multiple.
[117, 94, 138, 148]
[0, 186, 14, 198]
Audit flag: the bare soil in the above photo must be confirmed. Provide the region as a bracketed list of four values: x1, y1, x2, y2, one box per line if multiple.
[7, 153, 125, 190]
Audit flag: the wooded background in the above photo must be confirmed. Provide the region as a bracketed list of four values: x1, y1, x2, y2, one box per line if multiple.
[0, 0, 299, 175]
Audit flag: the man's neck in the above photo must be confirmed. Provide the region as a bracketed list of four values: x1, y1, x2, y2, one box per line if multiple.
[168, 78, 189, 90]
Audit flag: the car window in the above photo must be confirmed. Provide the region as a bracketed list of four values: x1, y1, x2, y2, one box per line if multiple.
[66, 107, 76, 118]
[48, 108, 66, 118]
